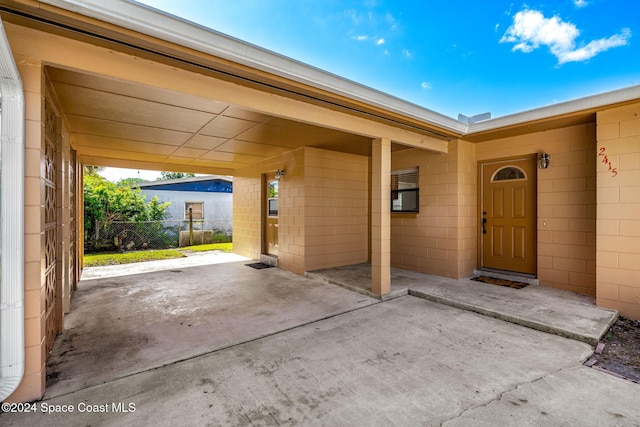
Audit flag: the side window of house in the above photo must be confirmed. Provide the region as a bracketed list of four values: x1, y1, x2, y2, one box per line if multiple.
[391, 167, 419, 213]
[184, 201, 204, 219]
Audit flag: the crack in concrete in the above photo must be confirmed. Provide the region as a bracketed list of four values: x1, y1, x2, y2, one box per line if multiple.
[439, 365, 574, 426]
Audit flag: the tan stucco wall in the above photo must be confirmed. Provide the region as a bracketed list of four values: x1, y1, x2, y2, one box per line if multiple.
[390, 140, 477, 278]
[596, 102, 640, 319]
[233, 147, 368, 275]
[476, 123, 597, 295]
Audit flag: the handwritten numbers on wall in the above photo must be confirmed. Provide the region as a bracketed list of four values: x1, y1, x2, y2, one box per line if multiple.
[598, 147, 618, 177]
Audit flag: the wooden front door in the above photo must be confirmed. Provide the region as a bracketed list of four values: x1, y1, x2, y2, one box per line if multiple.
[479, 157, 536, 275]
[264, 173, 279, 257]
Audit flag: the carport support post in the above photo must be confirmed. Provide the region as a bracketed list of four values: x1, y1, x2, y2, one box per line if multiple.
[371, 137, 391, 296]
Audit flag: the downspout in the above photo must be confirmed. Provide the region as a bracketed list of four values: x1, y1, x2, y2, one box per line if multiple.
[0, 17, 25, 401]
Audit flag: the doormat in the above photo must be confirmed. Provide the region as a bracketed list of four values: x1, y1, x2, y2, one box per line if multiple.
[246, 262, 274, 270]
[471, 275, 529, 289]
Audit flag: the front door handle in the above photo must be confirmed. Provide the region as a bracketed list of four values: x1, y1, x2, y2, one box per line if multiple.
[482, 218, 487, 234]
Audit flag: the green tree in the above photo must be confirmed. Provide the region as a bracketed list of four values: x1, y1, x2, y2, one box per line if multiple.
[83, 165, 104, 176]
[117, 177, 146, 187]
[84, 172, 170, 240]
[158, 171, 195, 180]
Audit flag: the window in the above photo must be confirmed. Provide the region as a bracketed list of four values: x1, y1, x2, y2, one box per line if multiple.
[492, 166, 526, 182]
[184, 201, 204, 219]
[267, 180, 278, 217]
[391, 167, 419, 213]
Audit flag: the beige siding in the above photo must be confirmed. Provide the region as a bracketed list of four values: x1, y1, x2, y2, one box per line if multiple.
[596, 103, 640, 319]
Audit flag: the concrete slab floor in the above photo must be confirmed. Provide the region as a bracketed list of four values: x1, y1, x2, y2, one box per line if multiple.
[44, 259, 378, 399]
[308, 263, 618, 345]
[3, 297, 638, 426]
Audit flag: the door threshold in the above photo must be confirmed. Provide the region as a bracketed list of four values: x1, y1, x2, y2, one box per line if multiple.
[474, 268, 539, 286]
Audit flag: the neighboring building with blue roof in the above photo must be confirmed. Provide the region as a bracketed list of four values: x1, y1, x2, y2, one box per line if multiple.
[137, 175, 233, 232]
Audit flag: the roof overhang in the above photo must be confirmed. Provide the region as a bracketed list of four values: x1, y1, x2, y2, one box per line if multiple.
[465, 84, 640, 142]
[40, 0, 640, 139]
[2, 0, 640, 164]
[18, 0, 462, 141]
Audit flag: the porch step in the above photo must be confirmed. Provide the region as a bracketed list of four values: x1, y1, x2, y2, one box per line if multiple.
[473, 269, 539, 286]
[260, 254, 278, 267]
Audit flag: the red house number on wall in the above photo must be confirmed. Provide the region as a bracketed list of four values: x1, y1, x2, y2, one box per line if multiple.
[599, 147, 618, 177]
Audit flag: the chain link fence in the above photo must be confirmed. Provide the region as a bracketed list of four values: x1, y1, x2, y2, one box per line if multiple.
[86, 219, 232, 252]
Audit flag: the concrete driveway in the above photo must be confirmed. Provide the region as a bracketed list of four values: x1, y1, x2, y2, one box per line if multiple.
[45, 254, 378, 398]
[2, 255, 638, 426]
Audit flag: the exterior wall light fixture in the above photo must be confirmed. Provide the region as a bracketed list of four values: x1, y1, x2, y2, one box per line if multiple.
[538, 152, 551, 169]
[275, 169, 285, 180]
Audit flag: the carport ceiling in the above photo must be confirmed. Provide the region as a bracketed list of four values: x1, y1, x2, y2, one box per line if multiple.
[47, 66, 376, 174]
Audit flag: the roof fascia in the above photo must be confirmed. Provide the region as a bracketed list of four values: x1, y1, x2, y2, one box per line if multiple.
[137, 175, 233, 187]
[467, 84, 640, 134]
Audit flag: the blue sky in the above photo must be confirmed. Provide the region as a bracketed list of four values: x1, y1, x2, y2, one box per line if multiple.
[134, 0, 639, 120]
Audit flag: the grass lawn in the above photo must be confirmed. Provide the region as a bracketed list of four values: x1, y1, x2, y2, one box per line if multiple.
[84, 243, 233, 267]
[181, 242, 232, 253]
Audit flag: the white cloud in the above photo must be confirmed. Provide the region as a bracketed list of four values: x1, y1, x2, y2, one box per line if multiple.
[345, 9, 361, 25]
[421, 82, 432, 90]
[344, 7, 400, 52]
[574, 0, 588, 7]
[501, 9, 631, 64]
[385, 12, 398, 30]
[402, 48, 413, 59]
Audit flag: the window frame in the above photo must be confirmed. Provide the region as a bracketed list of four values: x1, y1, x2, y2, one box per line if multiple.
[391, 167, 420, 213]
[491, 165, 527, 182]
[184, 201, 204, 219]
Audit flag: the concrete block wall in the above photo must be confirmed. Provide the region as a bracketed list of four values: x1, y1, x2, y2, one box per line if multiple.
[304, 148, 369, 271]
[596, 102, 640, 319]
[476, 123, 597, 295]
[9, 58, 47, 403]
[456, 140, 478, 277]
[10, 60, 81, 403]
[58, 107, 75, 315]
[277, 148, 306, 274]
[233, 147, 368, 275]
[390, 140, 476, 279]
[231, 172, 262, 260]
[232, 149, 301, 267]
